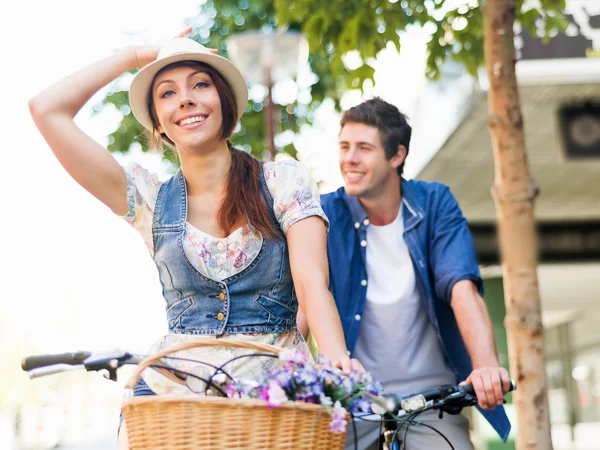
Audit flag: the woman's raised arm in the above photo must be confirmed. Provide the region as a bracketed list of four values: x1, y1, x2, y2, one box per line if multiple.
[28, 48, 151, 214]
[28, 28, 191, 215]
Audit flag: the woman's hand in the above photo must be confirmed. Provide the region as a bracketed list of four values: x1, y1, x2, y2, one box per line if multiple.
[333, 355, 365, 375]
[131, 27, 218, 69]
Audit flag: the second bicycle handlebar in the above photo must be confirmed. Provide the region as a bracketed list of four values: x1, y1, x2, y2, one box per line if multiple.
[369, 379, 517, 416]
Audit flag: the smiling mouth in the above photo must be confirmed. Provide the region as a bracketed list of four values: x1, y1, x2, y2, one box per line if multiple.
[177, 115, 207, 127]
[345, 171, 365, 182]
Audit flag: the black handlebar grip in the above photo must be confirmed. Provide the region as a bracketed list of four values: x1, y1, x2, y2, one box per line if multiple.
[462, 379, 517, 396]
[22, 351, 91, 371]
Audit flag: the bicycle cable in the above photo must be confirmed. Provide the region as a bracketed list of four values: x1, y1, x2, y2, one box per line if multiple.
[398, 412, 455, 450]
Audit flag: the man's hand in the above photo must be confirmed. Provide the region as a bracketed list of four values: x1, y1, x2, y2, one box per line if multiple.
[460, 365, 511, 409]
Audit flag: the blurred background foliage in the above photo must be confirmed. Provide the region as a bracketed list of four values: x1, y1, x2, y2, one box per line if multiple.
[98, 0, 567, 165]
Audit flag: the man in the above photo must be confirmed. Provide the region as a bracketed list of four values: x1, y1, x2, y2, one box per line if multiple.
[319, 98, 511, 449]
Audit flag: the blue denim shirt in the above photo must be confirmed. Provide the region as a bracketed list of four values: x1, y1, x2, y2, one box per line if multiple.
[320, 179, 511, 441]
[153, 168, 298, 335]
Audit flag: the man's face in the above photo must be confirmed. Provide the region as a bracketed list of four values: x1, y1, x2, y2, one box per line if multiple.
[339, 122, 403, 199]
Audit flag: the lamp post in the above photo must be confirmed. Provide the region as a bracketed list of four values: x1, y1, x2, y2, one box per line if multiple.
[226, 30, 308, 161]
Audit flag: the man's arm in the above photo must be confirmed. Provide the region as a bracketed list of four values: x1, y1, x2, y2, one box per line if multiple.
[451, 279, 512, 409]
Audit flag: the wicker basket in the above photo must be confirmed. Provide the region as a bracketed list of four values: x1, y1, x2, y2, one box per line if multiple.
[122, 339, 347, 449]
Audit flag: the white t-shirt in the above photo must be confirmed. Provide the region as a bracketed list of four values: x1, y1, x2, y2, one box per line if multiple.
[352, 207, 456, 397]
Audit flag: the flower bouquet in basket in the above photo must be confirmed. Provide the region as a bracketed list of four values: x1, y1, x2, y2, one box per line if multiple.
[224, 348, 383, 433]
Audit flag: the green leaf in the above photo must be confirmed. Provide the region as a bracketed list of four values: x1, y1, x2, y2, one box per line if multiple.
[96, 0, 569, 163]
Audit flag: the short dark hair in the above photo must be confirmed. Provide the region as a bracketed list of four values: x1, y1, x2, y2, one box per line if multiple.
[340, 97, 411, 176]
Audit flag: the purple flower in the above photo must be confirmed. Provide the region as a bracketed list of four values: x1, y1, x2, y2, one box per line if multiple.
[272, 369, 294, 388]
[341, 377, 354, 393]
[222, 350, 384, 432]
[299, 367, 318, 385]
[350, 397, 372, 413]
[310, 382, 324, 396]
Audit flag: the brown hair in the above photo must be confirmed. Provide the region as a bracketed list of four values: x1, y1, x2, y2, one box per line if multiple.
[147, 61, 280, 240]
[340, 97, 412, 176]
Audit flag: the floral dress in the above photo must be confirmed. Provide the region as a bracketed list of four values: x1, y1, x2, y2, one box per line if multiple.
[122, 159, 328, 395]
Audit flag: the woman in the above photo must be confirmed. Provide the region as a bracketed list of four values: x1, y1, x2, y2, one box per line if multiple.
[29, 31, 362, 447]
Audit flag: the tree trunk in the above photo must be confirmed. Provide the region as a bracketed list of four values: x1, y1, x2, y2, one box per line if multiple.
[482, 1, 553, 449]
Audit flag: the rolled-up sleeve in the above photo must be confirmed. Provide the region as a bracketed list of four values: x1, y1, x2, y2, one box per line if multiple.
[264, 160, 330, 234]
[430, 185, 483, 303]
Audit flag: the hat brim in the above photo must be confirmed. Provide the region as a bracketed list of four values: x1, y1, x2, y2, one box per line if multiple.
[129, 52, 249, 132]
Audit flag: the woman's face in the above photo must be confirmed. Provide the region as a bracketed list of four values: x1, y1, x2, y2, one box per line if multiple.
[151, 64, 224, 152]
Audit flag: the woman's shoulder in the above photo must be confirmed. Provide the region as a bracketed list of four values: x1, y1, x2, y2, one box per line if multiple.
[122, 162, 164, 218]
[263, 159, 313, 185]
[262, 159, 328, 233]
[125, 161, 162, 183]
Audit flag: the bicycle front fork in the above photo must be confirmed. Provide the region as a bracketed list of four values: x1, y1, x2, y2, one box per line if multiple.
[383, 428, 402, 450]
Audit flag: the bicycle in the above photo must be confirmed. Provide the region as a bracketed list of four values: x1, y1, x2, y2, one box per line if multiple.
[21, 339, 349, 450]
[22, 343, 515, 450]
[360, 380, 516, 450]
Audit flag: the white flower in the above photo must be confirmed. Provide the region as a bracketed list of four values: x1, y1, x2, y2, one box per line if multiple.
[266, 380, 288, 407]
[279, 348, 307, 364]
[319, 393, 333, 406]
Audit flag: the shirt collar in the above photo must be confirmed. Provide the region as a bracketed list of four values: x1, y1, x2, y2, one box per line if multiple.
[341, 178, 424, 231]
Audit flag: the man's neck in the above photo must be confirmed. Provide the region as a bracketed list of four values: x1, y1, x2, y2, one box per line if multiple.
[358, 181, 402, 227]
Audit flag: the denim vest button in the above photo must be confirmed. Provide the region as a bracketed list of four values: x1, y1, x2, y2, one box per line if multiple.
[218, 292, 226, 301]
[363, 219, 370, 226]
[354, 314, 361, 321]
[354, 222, 360, 229]
[360, 279, 367, 286]
[360, 240, 367, 247]
[217, 312, 225, 321]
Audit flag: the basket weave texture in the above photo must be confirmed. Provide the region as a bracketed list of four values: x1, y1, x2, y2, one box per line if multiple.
[122, 339, 347, 449]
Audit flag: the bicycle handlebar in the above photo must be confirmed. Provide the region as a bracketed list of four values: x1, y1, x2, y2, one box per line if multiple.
[460, 379, 516, 397]
[369, 379, 517, 416]
[21, 350, 137, 382]
[22, 349, 517, 420]
[22, 351, 92, 371]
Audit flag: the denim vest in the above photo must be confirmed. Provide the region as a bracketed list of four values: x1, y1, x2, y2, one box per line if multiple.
[152, 168, 297, 335]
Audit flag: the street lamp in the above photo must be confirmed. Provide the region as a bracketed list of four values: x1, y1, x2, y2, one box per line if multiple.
[226, 30, 309, 160]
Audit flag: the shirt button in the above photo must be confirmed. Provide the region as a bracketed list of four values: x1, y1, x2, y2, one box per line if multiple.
[355, 314, 361, 321]
[354, 222, 360, 229]
[216, 242, 225, 251]
[217, 312, 225, 321]
[360, 240, 367, 247]
[361, 279, 367, 287]
[363, 219, 370, 226]
[218, 292, 226, 301]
